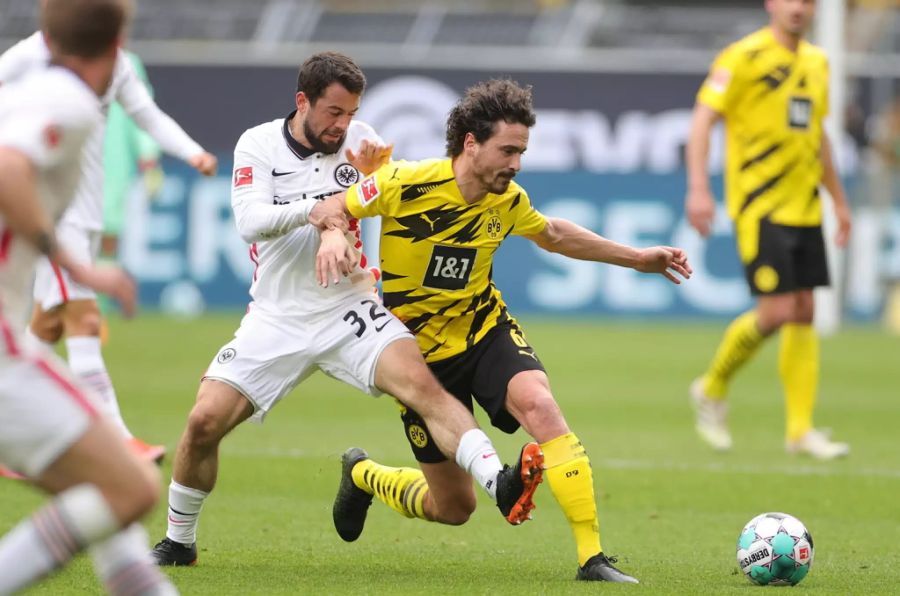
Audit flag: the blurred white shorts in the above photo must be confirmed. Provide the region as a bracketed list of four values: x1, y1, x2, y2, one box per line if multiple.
[203, 293, 413, 422]
[33, 223, 101, 310]
[0, 319, 96, 477]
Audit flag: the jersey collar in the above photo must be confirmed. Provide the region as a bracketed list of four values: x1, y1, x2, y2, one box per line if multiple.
[282, 110, 317, 160]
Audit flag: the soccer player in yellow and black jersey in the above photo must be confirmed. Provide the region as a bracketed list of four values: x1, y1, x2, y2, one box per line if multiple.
[316, 79, 692, 583]
[685, 0, 852, 459]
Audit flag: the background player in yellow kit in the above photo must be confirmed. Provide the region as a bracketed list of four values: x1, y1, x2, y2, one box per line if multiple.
[684, 0, 852, 459]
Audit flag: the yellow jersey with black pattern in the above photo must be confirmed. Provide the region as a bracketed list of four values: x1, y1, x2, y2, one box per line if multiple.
[345, 158, 547, 362]
[698, 27, 829, 235]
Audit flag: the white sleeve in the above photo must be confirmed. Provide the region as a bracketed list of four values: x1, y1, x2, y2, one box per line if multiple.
[0, 100, 95, 169]
[114, 54, 203, 161]
[0, 111, 57, 166]
[0, 34, 45, 85]
[230, 134, 317, 243]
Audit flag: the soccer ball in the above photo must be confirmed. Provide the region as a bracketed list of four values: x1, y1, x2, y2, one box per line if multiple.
[736, 512, 814, 586]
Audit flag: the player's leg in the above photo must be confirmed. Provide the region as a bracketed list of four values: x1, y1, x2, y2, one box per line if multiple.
[154, 308, 313, 565]
[60, 299, 133, 437]
[333, 444, 478, 543]
[34, 421, 176, 596]
[0, 353, 173, 595]
[779, 227, 848, 458]
[692, 219, 793, 450]
[152, 379, 254, 566]
[324, 300, 541, 535]
[32, 227, 165, 462]
[475, 323, 635, 583]
[375, 338, 541, 513]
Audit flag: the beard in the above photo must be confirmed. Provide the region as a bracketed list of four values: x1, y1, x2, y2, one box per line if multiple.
[487, 171, 516, 194]
[303, 119, 346, 154]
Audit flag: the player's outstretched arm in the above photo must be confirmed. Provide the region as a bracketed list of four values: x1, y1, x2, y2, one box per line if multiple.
[115, 51, 217, 176]
[525, 216, 692, 284]
[684, 102, 722, 237]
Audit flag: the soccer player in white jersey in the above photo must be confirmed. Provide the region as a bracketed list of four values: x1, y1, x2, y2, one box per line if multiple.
[151, 52, 544, 566]
[0, 1, 181, 593]
[0, 9, 218, 462]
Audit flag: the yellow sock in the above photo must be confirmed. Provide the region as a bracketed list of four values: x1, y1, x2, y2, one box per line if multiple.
[702, 310, 765, 399]
[779, 323, 818, 441]
[541, 433, 602, 567]
[351, 460, 429, 520]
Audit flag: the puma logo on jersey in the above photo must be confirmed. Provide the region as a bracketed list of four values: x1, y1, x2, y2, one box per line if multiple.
[420, 212, 437, 231]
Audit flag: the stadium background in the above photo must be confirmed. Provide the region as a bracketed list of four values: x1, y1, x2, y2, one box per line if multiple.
[3, 0, 898, 323]
[1, 1, 899, 594]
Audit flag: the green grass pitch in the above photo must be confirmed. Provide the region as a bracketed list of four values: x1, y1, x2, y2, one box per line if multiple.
[3, 314, 898, 594]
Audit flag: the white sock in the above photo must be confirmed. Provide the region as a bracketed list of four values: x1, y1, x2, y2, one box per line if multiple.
[166, 481, 208, 545]
[66, 335, 132, 438]
[0, 484, 119, 594]
[24, 327, 55, 353]
[454, 428, 503, 499]
[90, 524, 178, 596]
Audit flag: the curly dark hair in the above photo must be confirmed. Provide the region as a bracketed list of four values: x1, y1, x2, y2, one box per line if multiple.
[296, 51, 366, 104]
[445, 79, 536, 157]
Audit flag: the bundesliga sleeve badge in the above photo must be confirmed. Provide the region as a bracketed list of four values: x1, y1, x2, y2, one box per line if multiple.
[234, 166, 253, 188]
[358, 176, 380, 205]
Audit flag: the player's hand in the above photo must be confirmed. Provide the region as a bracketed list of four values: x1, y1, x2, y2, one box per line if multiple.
[685, 187, 716, 237]
[68, 264, 137, 317]
[141, 162, 165, 199]
[346, 139, 393, 176]
[188, 151, 218, 176]
[316, 229, 359, 287]
[309, 195, 349, 232]
[635, 246, 693, 284]
[834, 202, 852, 248]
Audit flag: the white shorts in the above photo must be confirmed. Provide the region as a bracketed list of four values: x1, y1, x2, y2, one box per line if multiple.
[204, 294, 414, 422]
[0, 318, 97, 477]
[33, 223, 101, 310]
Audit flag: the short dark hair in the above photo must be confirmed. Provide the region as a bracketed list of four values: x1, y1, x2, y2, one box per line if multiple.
[445, 79, 536, 157]
[42, 0, 131, 59]
[296, 52, 366, 103]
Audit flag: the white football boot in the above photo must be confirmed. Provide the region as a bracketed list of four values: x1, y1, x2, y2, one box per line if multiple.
[690, 378, 733, 451]
[785, 428, 850, 460]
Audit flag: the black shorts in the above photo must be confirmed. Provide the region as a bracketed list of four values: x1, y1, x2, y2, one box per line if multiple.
[743, 218, 830, 295]
[400, 320, 545, 464]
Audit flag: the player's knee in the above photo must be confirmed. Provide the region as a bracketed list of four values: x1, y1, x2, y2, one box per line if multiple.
[433, 494, 476, 525]
[758, 304, 793, 332]
[185, 406, 228, 449]
[103, 461, 160, 525]
[442, 499, 476, 525]
[514, 391, 563, 432]
[30, 310, 63, 343]
[397, 365, 443, 408]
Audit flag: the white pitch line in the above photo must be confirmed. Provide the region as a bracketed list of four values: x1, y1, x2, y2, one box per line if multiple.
[221, 447, 900, 480]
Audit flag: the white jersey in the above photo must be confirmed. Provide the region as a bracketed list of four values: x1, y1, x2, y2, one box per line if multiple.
[0, 32, 203, 231]
[0, 67, 100, 331]
[231, 116, 382, 315]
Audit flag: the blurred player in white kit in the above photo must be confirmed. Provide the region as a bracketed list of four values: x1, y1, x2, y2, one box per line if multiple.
[0, 0, 218, 462]
[0, 0, 181, 593]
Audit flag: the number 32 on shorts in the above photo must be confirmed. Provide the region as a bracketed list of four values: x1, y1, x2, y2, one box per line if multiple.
[343, 299, 391, 338]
